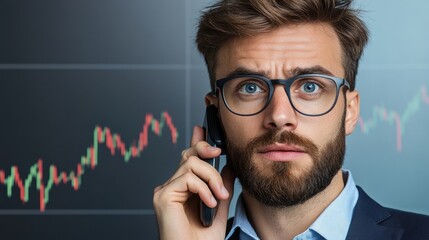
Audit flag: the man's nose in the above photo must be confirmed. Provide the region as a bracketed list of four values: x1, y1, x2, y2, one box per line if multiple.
[262, 85, 298, 130]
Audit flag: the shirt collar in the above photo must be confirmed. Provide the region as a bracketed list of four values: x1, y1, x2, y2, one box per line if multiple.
[308, 170, 359, 239]
[225, 169, 359, 240]
[225, 194, 259, 240]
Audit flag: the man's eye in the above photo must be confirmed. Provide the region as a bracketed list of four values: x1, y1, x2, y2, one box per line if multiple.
[239, 83, 263, 94]
[300, 82, 320, 93]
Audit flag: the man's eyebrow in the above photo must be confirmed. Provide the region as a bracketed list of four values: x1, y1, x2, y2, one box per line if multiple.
[291, 66, 335, 77]
[223, 65, 335, 79]
[224, 67, 271, 78]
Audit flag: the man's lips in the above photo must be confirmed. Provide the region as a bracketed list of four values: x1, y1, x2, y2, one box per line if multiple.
[256, 143, 307, 162]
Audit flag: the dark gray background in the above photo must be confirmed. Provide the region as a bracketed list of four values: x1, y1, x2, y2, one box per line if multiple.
[0, 0, 428, 239]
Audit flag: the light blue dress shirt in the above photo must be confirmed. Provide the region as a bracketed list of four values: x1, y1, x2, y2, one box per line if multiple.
[225, 170, 359, 240]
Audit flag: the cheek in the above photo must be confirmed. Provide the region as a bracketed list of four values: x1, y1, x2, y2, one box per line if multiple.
[297, 109, 344, 148]
[313, 122, 338, 146]
[220, 107, 262, 145]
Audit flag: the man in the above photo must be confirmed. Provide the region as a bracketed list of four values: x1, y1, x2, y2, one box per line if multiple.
[153, 0, 429, 239]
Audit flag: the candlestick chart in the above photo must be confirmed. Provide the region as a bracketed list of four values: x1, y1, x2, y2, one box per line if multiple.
[0, 112, 179, 212]
[357, 85, 429, 151]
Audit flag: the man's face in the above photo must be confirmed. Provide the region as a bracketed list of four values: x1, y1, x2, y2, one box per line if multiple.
[210, 23, 360, 207]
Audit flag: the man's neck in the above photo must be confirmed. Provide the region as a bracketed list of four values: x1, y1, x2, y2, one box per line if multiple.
[242, 170, 345, 240]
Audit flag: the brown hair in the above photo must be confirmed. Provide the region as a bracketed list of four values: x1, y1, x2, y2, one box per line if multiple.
[196, 0, 369, 91]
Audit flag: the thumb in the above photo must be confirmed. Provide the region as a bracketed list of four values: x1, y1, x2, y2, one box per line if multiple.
[213, 164, 236, 228]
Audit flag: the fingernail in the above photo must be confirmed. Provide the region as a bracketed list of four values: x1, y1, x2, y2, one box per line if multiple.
[211, 196, 217, 205]
[221, 185, 229, 197]
[208, 146, 219, 152]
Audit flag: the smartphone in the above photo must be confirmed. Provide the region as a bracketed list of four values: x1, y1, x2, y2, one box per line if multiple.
[200, 105, 225, 227]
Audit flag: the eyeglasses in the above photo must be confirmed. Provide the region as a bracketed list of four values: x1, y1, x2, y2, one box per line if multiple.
[215, 74, 350, 117]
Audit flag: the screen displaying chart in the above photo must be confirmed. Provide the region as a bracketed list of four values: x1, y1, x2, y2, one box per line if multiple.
[1, 0, 428, 239]
[0, 73, 186, 239]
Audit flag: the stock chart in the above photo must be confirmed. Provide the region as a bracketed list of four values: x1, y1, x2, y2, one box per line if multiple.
[0, 0, 428, 239]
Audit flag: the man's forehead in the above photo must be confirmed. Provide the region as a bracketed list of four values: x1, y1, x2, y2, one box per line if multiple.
[214, 23, 343, 79]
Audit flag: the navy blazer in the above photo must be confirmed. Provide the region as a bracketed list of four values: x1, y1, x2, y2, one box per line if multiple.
[346, 186, 429, 240]
[226, 186, 429, 239]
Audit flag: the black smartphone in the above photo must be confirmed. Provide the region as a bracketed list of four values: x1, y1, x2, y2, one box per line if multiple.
[200, 105, 225, 227]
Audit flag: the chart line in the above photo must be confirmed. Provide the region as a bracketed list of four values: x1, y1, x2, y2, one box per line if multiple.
[358, 85, 428, 151]
[0, 112, 178, 211]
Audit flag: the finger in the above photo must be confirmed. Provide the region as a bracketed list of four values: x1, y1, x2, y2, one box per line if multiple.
[188, 156, 226, 192]
[221, 164, 235, 199]
[181, 142, 221, 165]
[170, 156, 227, 200]
[213, 164, 236, 225]
[173, 156, 228, 199]
[156, 171, 218, 208]
[190, 125, 205, 147]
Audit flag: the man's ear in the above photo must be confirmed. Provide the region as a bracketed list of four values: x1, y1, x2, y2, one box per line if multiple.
[205, 93, 218, 107]
[345, 90, 360, 136]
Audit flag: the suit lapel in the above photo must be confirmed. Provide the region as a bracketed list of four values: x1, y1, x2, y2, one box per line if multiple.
[346, 187, 404, 240]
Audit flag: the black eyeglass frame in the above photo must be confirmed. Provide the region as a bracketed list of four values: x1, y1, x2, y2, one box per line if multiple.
[214, 73, 351, 117]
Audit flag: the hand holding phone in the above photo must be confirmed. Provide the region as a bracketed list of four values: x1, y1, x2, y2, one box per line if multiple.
[200, 105, 225, 227]
[153, 105, 233, 239]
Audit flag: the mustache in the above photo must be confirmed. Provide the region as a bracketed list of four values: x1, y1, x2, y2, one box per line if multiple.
[246, 129, 319, 156]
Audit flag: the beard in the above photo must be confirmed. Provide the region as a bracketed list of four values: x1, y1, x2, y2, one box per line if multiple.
[227, 117, 346, 208]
